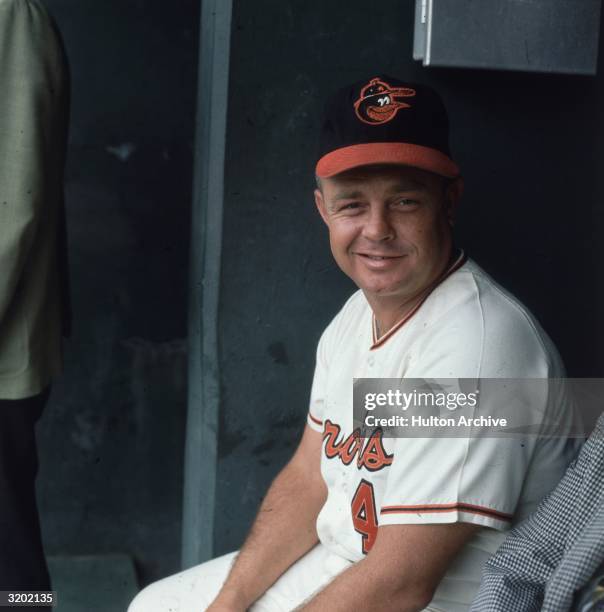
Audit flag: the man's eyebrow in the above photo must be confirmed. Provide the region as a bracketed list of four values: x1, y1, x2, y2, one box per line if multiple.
[332, 190, 364, 202]
[331, 181, 428, 202]
[386, 180, 428, 193]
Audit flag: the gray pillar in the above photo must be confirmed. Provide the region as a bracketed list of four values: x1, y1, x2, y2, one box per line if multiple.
[182, 0, 233, 568]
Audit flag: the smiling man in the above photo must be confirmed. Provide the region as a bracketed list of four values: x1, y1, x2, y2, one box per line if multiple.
[314, 164, 460, 337]
[128, 76, 579, 612]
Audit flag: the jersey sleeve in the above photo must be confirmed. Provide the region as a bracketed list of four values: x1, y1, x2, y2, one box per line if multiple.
[307, 292, 364, 433]
[379, 434, 529, 531]
[307, 325, 330, 433]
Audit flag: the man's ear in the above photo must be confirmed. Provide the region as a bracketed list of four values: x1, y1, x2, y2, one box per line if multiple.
[314, 188, 329, 226]
[445, 177, 464, 226]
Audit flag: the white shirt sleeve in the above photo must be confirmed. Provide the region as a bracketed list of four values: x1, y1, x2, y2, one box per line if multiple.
[379, 434, 528, 530]
[307, 324, 332, 433]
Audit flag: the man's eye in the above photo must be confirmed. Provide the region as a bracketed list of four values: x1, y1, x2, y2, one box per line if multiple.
[340, 202, 361, 211]
[395, 199, 418, 207]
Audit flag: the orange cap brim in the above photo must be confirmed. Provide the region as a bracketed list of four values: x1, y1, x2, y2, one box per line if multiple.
[315, 142, 460, 179]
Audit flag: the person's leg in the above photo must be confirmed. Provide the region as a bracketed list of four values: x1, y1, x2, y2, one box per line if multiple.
[128, 544, 352, 612]
[128, 551, 238, 612]
[0, 386, 52, 609]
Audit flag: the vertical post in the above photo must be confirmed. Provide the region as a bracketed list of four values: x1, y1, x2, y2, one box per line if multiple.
[182, 0, 233, 568]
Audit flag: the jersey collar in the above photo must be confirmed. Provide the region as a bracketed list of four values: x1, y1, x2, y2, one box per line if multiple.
[370, 249, 467, 350]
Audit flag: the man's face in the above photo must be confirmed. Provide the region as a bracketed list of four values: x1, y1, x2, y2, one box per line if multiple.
[314, 165, 462, 302]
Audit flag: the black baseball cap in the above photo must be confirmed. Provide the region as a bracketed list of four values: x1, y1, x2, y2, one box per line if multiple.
[316, 75, 460, 179]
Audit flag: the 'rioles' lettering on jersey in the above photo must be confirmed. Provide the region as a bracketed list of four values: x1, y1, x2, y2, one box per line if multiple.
[322, 420, 393, 472]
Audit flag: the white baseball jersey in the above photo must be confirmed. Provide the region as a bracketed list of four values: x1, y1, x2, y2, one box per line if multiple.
[307, 253, 580, 611]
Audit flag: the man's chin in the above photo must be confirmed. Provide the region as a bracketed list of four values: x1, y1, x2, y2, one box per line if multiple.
[340, 264, 414, 298]
[357, 279, 412, 298]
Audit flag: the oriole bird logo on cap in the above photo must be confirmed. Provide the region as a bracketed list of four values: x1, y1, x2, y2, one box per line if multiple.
[354, 78, 416, 125]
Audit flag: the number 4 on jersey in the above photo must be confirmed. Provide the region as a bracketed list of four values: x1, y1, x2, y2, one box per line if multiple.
[351, 479, 378, 554]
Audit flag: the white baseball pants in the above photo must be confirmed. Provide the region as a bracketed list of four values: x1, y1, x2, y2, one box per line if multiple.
[127, 543, 351, 612]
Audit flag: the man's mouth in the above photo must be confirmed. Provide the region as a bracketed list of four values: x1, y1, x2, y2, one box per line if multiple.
[357, 253, 404, 260]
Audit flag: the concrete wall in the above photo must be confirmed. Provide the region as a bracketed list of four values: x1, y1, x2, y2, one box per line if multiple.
[36, 0, 198, 584]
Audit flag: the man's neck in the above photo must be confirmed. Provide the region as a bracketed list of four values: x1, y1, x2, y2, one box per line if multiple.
[369, 291, 428, 341]
[368, 248, 459, 341]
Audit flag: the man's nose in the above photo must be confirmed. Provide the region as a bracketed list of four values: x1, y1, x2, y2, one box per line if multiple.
[362, 206, 395, 242]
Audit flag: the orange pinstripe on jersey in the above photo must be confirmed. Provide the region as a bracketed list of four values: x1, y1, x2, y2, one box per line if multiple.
[370, 250, 468, 350]
[308, 413, 323, 427]
[380, 502, 512, 522]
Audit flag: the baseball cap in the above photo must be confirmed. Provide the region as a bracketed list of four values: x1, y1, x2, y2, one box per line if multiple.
[315, 75, 460, 179]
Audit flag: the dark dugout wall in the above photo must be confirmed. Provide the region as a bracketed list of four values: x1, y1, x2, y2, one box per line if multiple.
[36, 0, 199, 584]
[215, 0, 604, 555]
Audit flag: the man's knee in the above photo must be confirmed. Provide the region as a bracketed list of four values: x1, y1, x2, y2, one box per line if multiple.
[128, 580, 164, 612]
[128, 552, 238, 612]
